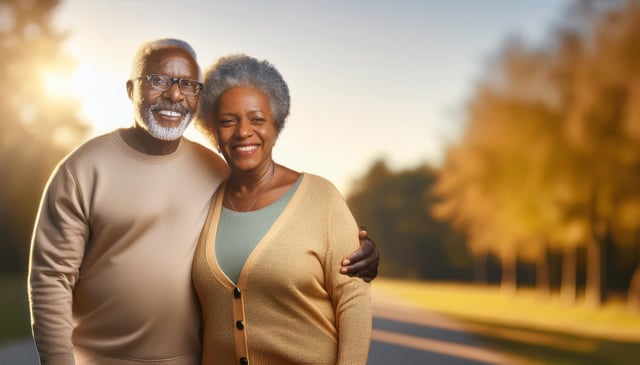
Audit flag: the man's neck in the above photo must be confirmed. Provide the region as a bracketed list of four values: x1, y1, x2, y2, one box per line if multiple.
[121, 126, 181, 155]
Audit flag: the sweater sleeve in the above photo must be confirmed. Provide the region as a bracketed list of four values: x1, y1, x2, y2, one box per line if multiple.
[323, 186, 372, 365]
[28, 163, 89, 365]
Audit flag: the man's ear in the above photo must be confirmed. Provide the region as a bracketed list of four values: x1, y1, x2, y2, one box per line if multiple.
[126, 80, 134, 100]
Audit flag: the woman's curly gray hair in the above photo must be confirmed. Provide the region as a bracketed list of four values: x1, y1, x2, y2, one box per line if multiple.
[195, 54, 290, 143]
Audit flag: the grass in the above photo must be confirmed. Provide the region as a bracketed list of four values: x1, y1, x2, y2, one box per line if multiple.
[373, 278, 640, 364]
[0, 274, 32, 345]
[372, 278, 640, 341]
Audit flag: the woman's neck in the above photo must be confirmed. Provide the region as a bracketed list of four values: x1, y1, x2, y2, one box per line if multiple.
[225, 162, 276, 212]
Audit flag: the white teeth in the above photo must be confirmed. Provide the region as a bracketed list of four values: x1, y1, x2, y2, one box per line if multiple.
[236, 145, 257, 152]
[158, 110, 181, 117]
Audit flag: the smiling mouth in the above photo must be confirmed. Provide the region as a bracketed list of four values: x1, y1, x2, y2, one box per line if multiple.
[235, 145, 258, 152]
[157, 110, 183, 118]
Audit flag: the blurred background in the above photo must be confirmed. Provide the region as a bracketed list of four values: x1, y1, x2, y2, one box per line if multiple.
[1, 0, 640, 363]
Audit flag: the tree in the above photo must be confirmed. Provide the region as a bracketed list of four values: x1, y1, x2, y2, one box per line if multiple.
[0, 0, 89, 273]
[560, 0, 640, 307]
[432, 39, 564, 293]
[347, 160, 471, 280]
[433, 0, 640, 309]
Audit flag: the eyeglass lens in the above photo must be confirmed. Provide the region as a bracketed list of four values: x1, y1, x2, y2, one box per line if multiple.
[149, 75, 200, 95]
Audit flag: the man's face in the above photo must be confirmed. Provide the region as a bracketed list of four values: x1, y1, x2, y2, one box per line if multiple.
[128, 47, 200, 141]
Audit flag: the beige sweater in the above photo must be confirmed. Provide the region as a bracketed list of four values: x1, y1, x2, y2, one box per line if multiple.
[193, 174, 372, 365]
[28, 129, 228, 365]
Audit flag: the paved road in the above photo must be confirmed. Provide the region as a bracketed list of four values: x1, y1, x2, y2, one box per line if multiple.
[367, 288, 529, 364]
[0, 288, 525, 365]
[0, 339, 37, 365]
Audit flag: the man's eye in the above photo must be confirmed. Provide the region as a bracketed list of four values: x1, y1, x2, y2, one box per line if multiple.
[181, 80, 196, 88]
[152, 77, 169, 87]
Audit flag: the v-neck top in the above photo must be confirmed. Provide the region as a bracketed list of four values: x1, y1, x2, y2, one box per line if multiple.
[192, 172, 371, 364]
[216, 175, 302, 283]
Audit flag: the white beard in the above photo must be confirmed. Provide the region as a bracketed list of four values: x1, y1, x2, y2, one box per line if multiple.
[144, 108, 192, 141]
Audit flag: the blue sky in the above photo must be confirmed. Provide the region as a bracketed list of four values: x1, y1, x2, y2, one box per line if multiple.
[52, 0, 572, 193]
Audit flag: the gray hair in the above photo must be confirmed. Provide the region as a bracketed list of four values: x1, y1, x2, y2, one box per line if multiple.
[129, 38, 200, 80]
[195, 54, 290, 143]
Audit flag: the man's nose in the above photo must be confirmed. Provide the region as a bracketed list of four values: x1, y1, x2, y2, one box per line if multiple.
[163, 82, 184, 102]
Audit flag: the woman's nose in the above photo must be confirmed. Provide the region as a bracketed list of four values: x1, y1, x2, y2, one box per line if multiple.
[235, 120, 252, 138]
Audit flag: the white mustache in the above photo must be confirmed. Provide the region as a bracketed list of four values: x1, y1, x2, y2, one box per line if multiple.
[149, 103, 189, 114]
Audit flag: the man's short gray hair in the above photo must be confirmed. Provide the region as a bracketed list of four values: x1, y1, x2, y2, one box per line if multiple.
[130, 38, 200, 80]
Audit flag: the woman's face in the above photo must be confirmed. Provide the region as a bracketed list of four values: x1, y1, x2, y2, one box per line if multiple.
[213, 86, 279, 173]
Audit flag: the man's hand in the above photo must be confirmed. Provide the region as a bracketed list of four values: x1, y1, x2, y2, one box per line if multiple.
[340, 227, 379, 282]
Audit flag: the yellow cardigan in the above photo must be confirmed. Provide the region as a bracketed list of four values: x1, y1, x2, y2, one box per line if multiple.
[193, 173, 371, 364]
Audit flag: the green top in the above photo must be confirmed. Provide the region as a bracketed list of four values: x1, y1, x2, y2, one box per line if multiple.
[216, 174, 303, 283]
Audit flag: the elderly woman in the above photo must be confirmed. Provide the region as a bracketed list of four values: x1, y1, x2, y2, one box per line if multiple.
[192, 54, 372, 364]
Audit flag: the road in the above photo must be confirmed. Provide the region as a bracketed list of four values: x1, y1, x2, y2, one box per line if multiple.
[0, 287, 526, 365]
[368, 287, 531, 364]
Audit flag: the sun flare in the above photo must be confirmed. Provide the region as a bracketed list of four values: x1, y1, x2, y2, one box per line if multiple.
[54, 61, 133, 137]
[41, 71, 70, 97]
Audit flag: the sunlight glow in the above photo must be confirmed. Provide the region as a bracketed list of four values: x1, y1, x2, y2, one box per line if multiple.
[68, 64, 98, 97]
[42, 71, 70, 97]
[67, 62, 132, 136]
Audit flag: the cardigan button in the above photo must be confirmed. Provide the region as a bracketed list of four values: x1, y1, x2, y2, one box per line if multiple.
[236, 320, 244, 330]
[234, 287, 241, 299]
[239, 358, 248, 365]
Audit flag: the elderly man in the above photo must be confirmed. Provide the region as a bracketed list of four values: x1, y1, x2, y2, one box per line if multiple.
[28, 38, 378, 365]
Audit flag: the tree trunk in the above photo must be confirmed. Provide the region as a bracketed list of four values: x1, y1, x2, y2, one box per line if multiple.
[585, 187, 606, 307]
[536, 246, 550, 297]
[473, 251, 488, 285]
[500, 247, 517, 294]
[561, 247, 577, 303]
[585, 235, 603, 307]
[628, 267, 640, 312]
[627, 233, 640, 312]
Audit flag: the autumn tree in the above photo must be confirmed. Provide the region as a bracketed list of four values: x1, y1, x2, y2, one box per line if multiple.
[432, 40, 563, 293]
[0, 0, 88, 273]
[433, 0, 640, 309]
[560, 0, 640, 307]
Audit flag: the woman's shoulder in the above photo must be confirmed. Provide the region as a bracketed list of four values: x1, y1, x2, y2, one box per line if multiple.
[300, 172, 328, 185]
[300, 173, 343, 198]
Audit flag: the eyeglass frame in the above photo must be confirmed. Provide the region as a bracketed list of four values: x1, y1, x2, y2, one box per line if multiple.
[133, 74, 204, 96]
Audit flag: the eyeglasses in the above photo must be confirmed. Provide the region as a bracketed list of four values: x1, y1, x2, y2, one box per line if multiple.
[134, 74, 204, 96]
